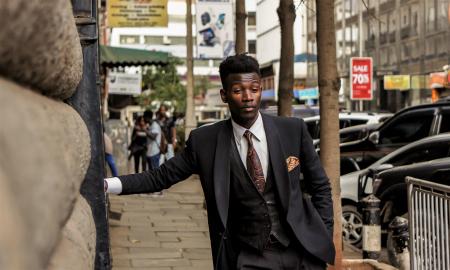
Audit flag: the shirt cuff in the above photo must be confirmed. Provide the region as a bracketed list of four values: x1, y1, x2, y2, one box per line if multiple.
[105, 177, 122, 194]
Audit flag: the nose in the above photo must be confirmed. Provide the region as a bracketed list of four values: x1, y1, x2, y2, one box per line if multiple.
[242, 89, 254, 102]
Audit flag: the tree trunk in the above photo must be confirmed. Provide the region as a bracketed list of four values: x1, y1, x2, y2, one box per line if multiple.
[185, 0, 196, 138]
[235, 0, 247, 54]
[316, 0, 342, 268]
[276, 0, 295, 117]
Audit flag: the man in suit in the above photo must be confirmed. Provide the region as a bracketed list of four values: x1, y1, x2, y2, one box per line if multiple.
[105, 54, 335, 270]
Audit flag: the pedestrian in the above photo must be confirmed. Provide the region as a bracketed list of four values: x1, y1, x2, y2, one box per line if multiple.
[105, 54, 334, 270]
[155, 105, 170, 163]
[104, 132, 118, 177]
[146, 112, 162, 170]
[128, 116, 148, 173]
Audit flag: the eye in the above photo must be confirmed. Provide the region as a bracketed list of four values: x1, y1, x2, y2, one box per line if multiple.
[232, 88, 241, 93]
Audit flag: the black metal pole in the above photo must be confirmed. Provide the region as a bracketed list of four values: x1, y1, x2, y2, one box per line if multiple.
[69, 0, 111, 269]
[361, 194, 381, 260]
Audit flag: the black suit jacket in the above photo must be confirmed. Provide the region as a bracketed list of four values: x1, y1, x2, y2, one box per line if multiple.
[119, 114, 335, 269]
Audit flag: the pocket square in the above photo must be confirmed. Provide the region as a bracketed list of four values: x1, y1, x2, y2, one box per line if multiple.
[286, 156, 300, 172]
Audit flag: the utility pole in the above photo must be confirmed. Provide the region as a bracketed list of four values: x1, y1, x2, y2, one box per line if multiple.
[235, 0, 247, 54]
[185, 0, 196, 139]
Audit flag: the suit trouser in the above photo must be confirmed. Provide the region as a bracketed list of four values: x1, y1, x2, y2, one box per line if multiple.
[237, 242, 326, 270]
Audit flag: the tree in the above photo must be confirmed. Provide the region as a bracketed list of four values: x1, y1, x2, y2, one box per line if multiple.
[235, 0, 247, 54]
[316, 0, 343, 267]
[277, 0, 296, 116]
[136, 58, 187, 112]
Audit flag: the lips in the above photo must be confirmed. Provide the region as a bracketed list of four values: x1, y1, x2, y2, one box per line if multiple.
[241, 107, 256, 112]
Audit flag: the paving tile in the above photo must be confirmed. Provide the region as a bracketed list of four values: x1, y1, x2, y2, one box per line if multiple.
[131, 258, 191, 267]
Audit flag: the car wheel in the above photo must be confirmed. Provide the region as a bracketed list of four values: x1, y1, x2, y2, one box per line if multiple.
[342, 205, 363, 248]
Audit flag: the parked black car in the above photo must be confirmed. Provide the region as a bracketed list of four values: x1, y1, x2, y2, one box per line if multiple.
[359, 157, 450, 228]
[340, 133, 450, 247]
[340, 101, 450, 171]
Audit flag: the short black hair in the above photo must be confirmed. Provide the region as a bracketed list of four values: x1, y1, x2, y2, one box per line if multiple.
[219, 54, 261, 89]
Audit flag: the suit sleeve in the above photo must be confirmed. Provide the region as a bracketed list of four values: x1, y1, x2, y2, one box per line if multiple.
[119, 133, 199, 195]
[299, 119, 334, 235]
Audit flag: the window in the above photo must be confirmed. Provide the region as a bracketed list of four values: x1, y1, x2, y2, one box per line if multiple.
[379, 110, 434, 144]
[388, 143, 450, 167]
[437, 0, 447, 30]
[389, 47, 397, 65]
[439, 111, 450, 133]
[120, 35, 140, 44]
[425, 38, 435, 56]
[144, 36, 163, 45]
[248, 12, 256, 26]
[170, 36, 186, 45]
[335, 1, 343, 21]
[425, 0, 436, 31]
[388, 12, 396, 33]
[248, 40, 256, 54]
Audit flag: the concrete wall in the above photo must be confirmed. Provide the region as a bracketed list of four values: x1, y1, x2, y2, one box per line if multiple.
[0, 0, 99, 269]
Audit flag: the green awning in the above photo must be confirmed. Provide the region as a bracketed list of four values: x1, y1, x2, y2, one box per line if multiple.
[100, 45, 170, 67]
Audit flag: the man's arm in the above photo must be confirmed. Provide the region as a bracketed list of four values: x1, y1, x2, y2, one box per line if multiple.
[299, 119, 334, 235]
[105, 135, 198, 195]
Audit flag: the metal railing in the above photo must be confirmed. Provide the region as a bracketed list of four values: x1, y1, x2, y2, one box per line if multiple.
[407, 177, 450, 270]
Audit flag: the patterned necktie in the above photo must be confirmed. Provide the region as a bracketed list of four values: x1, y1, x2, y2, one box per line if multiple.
[243, 130, 265, 193]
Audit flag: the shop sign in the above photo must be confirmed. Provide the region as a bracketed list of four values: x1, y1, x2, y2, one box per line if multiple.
[411, 75, 429, 90]
[107, 0, 168, 28]
[107, 72, 142, 95]
[429, 72, 448, 88]
[350, 57, 373, 100]
[384, 75, 410, 90]
[294, 87, 319, 100]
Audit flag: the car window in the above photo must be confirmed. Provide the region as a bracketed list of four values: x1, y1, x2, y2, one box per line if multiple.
[340, 129, 367, 143]
[350, 119, 368, 126]
[339, 120, 351, 129]
[387, 142, 450, 166]
[379, 110, 434, 144]
[440, 111, 450, 133]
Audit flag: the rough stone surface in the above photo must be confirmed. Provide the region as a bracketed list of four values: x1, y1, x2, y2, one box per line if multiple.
[0, 0, 82, 100]
[0, 171, 29, 270]
[0, 77, 90, 269]
[47, 196, 96, 270]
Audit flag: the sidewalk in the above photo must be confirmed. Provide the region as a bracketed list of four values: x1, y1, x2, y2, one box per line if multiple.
[109, 176, 212, 270]
[108, 175, 373, 270]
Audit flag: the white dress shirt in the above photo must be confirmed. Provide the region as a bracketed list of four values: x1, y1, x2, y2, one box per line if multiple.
[105, 112, 269, 194]
[231, 112, 269, 180]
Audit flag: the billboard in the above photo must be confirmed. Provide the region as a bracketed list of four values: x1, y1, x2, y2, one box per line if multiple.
[196, 0, 235, 59]
[107, 0, 168, 28]
[350, 57, 373, 100]
[384, 75, 411, 90]
[107, 72, 142, 95]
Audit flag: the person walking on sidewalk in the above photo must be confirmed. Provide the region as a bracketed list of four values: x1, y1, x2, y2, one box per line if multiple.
[146, 112, 163, 170]
[128, 116, 148, 173]
[105, 54, 335, 270]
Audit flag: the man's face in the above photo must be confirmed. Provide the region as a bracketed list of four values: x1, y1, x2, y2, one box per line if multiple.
[220, 72, 262, 128]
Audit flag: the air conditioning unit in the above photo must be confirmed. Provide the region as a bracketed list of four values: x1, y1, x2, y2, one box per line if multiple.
[163, 36, 171, 45]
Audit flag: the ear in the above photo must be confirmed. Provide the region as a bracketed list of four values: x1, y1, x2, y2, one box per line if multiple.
[219, 88, 228, 103]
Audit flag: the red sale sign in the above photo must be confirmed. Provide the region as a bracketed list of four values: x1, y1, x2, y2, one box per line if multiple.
[350, 57, 373, 100]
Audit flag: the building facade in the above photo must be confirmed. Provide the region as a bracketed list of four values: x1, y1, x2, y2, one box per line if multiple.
[256, 0, 310, 105]
[306, 0, 450, 112]
[107, 0, 257, 81]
